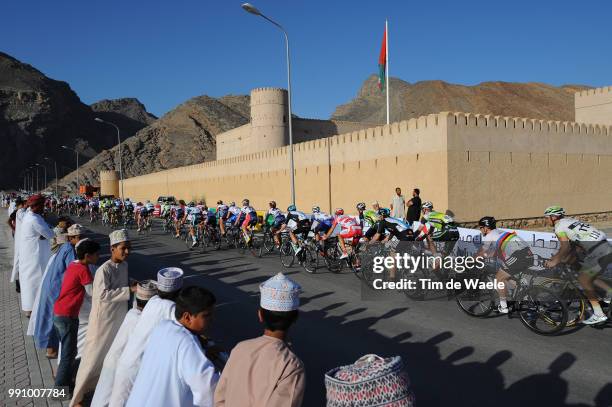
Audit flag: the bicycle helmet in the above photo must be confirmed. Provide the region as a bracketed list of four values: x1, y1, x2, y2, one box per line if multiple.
[421, 201, 433, 210]
[217, 200, 223, 205]
[335, 208, 344, 216]
[269, 200, 276, 208]
[242, 199, 250, 206]
[378, 208, 390, 217]
[287, 204, 296, 212]
[544, 206, 565, 217]
[356, 202, 366, 211]
[230, 201, 236, 207]
[312, 206, 321, 214]
[478, 216, 496, 229]
[188, 201, 195, 207]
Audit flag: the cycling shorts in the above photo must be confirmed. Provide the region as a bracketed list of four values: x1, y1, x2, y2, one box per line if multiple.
[205, 216, 217, 227]
[340, 226, 362, 245]
[313, 221, 331, 235]
[500, 247, 534, 276]
[579, 241, 612, 277]
[227, 214, 237, 224]
[273, 218, 284, 229]
[291, 220, 312, 236]
[242, 213, 258, 228]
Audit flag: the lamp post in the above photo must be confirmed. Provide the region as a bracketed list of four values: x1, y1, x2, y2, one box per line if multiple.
[62, 145, 79, 195]
[44, 157, 58, 198]
[95, 118, 124, 202]
[36, 163, 47, 193]
[241, 2, 296, 206]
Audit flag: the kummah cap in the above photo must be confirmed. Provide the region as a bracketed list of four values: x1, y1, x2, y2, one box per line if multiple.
[67, 224, 84, 237]
[136, 279, 158, 301]
[325, 354, 415, 407]
[26, 194, 45, 206]
[109, 229, 129, 246]
[259, 272, 301, 312]
[157, 267, 184, 293]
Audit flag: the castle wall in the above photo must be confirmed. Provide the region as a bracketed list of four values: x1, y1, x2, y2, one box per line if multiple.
[123, 114, 450, 213]
[575, 86, 612, 126]
[121, 112, 612, 222]
[446, 113, 612, 220]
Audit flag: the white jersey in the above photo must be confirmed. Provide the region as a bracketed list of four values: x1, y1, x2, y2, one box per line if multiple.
[554, 218, 607, 246]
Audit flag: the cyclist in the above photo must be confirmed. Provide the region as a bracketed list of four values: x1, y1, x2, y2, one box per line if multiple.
[235, 199, 258, 244]
[369, 208, 414, 243]
[173, 200, 186, 238]
[311, 206, 334, 247]
[185, 201, 203, 248]
[543, 206, 612, 325]
[322, 208, 362, 259]
[357, 202, 381, 241]
[89, 198, 99, 222]
[414, 201, 460, 257]
[276, 205, 312, 255]
[476, 216, 534, 314]
[216, 200, 229, 236]
[264, 201, 286, 247]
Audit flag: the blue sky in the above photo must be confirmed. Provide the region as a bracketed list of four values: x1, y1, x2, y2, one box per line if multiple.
[2, 1, 611, 119]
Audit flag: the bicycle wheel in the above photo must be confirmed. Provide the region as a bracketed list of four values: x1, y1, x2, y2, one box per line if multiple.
[184, 233, 195, 250]
[455, 285, 495, 317]
[302, 246, 318, 274]
[280, 241, 295, 268]
[324, 244, 343, 273]
[517, 286, 568, 335]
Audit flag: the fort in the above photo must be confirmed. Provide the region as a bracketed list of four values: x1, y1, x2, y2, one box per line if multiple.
[101, 86, 612, 223]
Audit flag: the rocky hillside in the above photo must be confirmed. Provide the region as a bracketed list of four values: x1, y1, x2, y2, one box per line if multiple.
[91, 98, 157, 137]
[56, 94, 250, 191]
[0, 52, 155, 190]
[332, 75, 592, 123]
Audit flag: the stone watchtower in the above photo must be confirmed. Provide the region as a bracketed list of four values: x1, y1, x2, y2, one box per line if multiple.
[249, 87, 288, 152]
[99, 170, 120, 197]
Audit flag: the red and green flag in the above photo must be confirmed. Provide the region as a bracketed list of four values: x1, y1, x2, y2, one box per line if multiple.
[378, 25, 387, 91]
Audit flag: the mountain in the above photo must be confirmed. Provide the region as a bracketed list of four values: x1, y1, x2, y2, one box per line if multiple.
[91, 98, 157, 137]
[0, 52, 155, 190]
[56, 94, 250, 191]
[332, 75, 592, 123]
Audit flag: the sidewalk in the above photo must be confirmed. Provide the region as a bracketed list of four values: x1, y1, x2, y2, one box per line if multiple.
[0, 210, 66, 407]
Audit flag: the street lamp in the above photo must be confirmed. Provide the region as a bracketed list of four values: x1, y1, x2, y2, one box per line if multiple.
[36, 163, 47, 193]
[43, 157, 58, 198]
[62, 145, 79, 195]
[29, 165, 39, 193]
[241, 2, 296, 205]
[95, 117, 124, 202]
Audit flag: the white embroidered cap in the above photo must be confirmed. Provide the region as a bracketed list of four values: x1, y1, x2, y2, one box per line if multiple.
[109, 229, 129, 246]
[157, 267, 184, 293]
[259, 272, 301, 312]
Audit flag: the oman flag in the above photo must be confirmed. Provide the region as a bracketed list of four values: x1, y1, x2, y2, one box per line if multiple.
[378, 25, 387, 91]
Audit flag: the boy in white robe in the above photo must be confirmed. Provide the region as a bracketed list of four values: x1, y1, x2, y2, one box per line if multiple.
[91, 280, 157, 407]
[126, 286, 219, 407]
[109, 267, 184, 407]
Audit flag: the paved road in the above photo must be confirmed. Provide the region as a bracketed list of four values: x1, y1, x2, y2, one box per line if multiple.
[4, 212, 612, 406]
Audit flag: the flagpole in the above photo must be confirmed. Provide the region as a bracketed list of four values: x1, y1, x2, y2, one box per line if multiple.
[385, 19, 390, 125]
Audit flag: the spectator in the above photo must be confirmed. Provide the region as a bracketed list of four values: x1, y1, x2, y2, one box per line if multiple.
[406, 188, 422, 224]
[215, 272, 305, 407]
[71, 229, 137, 407]
[30, 224, 84, 359]
[390, 187, 406, 220]
[16, 195, 55, 317]
[110, 267, 184, 406]
[91, 280, 157, 407]
[126, 286, 219, 407]
[53, 239, 100, 389]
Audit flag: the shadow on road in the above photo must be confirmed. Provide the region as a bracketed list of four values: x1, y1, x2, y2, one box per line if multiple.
[81, 225, 612, 407]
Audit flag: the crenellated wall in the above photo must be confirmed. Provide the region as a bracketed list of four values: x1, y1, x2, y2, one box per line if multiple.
[575, 86, 612, 126]
[118, 111, 612, 222]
